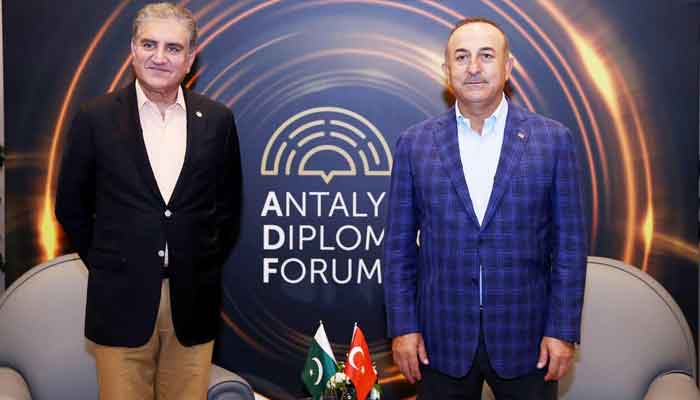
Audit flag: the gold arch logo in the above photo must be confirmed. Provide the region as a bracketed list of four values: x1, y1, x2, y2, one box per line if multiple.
[260, 107, 393, 184]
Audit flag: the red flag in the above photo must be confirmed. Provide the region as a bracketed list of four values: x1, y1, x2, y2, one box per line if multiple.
[344, 325, 377, 400]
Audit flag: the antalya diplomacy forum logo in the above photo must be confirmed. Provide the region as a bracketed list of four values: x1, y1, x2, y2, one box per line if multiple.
[258, 107, 393, 286]
[260, 106, 392, 184]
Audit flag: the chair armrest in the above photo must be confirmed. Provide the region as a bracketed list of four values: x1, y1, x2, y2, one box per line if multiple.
[207, 364, 255, 400]
[644, 372, 700, 400]
[0, 367, 31, 400]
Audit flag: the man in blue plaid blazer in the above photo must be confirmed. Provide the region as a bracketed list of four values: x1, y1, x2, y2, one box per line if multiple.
[383, 17, 587, 399]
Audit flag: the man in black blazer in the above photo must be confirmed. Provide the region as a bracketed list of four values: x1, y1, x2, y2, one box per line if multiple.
[55, 3, 241, 399]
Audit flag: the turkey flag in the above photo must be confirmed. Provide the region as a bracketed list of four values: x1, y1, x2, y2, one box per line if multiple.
[344, 325, 377, 400]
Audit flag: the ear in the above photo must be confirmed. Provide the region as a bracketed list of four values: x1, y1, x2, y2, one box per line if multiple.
[504, 54, 514, 81]
[442, 62, 450, 84]
[186, 50, 196, 74]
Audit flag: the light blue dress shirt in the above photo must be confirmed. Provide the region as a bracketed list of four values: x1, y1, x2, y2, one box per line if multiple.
[455, 95, 509, 306]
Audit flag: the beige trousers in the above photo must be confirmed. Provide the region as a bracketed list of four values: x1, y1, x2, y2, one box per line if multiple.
[93, 279, 214, 400]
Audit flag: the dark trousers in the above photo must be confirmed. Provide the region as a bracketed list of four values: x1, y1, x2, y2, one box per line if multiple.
[417, 319, 557, 400]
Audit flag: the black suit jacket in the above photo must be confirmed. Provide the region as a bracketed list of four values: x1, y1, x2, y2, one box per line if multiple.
[55, 83, 242, 347]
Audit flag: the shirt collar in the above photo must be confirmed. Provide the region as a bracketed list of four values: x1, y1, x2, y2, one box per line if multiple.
[135, 80, 186, 113]
[455, 94, 508, 135]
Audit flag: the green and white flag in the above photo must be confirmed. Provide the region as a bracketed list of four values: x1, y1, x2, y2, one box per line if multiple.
[301, 322, 337, 400]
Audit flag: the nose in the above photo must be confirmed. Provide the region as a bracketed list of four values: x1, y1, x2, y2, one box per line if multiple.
[467, 58, 480, 75]
[151, 47, 167, 64]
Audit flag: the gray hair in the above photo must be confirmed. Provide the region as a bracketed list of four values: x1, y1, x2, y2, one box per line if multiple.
[132, 2, 197, 51]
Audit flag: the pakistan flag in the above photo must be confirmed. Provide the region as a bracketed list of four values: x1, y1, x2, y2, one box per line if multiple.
[301, 322, 338, 400]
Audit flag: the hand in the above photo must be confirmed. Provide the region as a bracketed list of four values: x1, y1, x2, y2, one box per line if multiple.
[392, 333, 430, 384]
[537, 336, 575, 381]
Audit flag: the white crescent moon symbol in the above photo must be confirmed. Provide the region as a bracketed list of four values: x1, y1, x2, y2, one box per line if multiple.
[348, 346, 364, 370]
[312, 357, 323, 385]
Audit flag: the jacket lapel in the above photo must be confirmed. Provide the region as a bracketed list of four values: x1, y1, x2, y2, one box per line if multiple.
[433, 107, 480, 227]
[117, 84, 165, 206]
[480, 103, 529, 230]
[168, 89, 206, 205]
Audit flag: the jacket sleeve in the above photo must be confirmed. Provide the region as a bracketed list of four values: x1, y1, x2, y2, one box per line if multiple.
[545, 127, 588, 343]
[55, 106, 96, 264]
[216, 110, 243, 266]
[383, 132, 420, 338]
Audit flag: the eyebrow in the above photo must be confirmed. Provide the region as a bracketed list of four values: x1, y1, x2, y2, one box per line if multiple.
[454, 46, 496, 53]
[138, 38, 185, 48]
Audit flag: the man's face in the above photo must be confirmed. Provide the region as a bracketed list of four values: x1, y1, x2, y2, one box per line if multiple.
[131, 17, 194, 95]
[443, 22, 513, 113]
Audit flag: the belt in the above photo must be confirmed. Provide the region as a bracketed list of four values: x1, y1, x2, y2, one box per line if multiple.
[160, 266, 170, 279]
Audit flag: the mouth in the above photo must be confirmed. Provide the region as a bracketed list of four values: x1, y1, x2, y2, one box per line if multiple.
[146, 66, 171, 74]
[463, 80, 489, 91]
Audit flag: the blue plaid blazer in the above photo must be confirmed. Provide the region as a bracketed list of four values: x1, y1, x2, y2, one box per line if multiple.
[383, 103, 587, 379]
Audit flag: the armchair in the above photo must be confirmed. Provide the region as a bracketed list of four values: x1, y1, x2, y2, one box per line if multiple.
[0, 253, 254, 400]
[482, 256, 699, 399]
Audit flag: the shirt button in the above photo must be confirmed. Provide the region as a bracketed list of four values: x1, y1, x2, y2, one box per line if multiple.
[164, 209, 172, 218]
[157, 250, 165, 257]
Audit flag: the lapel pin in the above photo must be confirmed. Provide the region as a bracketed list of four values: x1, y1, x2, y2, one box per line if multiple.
[517, 132, 525, 140]
[195, 111, 203, 118]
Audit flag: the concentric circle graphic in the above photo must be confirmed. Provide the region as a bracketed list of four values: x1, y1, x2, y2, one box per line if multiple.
[33, 1, 698, 398]
[261, 106, 392, 183]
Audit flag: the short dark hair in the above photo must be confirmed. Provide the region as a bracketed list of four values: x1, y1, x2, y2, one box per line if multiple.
[446, 17, 510, 56]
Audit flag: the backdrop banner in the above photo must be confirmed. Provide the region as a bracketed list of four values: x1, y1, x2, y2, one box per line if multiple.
[4, 1, 699, 398]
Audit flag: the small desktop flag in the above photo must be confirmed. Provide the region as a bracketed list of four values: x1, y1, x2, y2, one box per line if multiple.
[302, 321, 338, 400]
[344, 324, 377, 400]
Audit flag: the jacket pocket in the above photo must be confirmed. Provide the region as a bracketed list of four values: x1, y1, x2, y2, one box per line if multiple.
[87, 248, 126, 272]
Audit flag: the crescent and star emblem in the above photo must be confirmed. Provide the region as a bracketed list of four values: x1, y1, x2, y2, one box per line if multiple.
[311, 357, 323, 385]
[348, 346, 365, 374]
